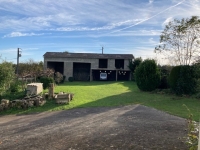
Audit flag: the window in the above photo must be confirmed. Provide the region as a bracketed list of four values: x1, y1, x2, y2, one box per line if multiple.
[115, 59, 124, 69]
[99, 59, 108, 68]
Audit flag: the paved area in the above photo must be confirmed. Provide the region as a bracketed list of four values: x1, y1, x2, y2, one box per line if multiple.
[0, 105, 187, 150]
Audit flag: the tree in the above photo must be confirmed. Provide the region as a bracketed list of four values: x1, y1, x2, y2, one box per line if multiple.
[0, 61, 15, 94]
[128, 57, 142, 72]
[13, 59, 44, 78]
[155, 16, 200, 65]
[128, 57, 142, 81]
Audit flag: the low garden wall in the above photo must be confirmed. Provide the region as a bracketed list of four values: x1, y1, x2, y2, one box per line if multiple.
[0, 95, 46, 112]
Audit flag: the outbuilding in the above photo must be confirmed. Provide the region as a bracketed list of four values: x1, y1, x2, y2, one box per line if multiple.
[43, 52, 134, 81]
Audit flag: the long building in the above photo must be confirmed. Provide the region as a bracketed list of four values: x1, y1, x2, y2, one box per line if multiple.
[43, 52, 134, 81]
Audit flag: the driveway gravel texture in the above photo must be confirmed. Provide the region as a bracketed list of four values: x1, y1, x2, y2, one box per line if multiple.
[0, 104, 188, 150]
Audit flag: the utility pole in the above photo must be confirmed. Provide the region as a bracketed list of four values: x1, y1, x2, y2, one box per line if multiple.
[102, 47, 104, 54]
[16, 48, 22, 75]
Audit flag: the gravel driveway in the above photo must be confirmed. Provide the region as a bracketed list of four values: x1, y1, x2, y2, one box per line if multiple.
[0, 105, 188, 150]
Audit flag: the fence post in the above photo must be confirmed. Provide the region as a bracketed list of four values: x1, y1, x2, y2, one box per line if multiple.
[48, 83, 54, 99]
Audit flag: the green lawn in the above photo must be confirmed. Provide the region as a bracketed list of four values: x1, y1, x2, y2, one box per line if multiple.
[1, 81, 200, 121]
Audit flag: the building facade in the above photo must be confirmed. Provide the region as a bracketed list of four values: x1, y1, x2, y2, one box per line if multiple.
[43, 52, 134, 81]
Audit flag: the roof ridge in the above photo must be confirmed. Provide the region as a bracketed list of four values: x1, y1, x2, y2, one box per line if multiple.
[44, 52, 134, 59]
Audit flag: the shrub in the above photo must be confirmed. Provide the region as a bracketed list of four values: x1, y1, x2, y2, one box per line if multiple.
[158, 65, 172, 89]
[159, 75, 169, 89]
[169, 66, 181, 91]
[169, 65, 198, 95]
[1, 91, 25, 100]
[68, 77, 74, 82]
[54, 72, 63, 84]
[9, 80, 21, 93]
[183, 104, 199, 150]
[135, 59, 160, 91]
[62, 76, 66, 83]
[176, 65, 198, 95]
[0, 61, 15, 94]
[39, 77, 54, 89]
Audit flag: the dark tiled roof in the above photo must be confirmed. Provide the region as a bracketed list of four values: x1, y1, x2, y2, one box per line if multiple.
[44, 52, 134, 59]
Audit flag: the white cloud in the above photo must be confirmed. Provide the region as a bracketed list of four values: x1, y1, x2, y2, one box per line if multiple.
[0, 47, 43, 63]
[0, 1, 158, 32]
[0, 0, 195, 36]
[149, 0, 154, 4]
[147, 38, 159, 45]
[1, 0, 200, 65]
[0, 48, 16, 53]
[100, 30, 162, 38]
[162, 17, 174, 27]
[3, 32, 44, 38]
[46, 29, 162, 38]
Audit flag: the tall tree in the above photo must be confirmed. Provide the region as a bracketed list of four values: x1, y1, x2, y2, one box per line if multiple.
[128, 57, 142, 81]
[128, 57, 142, 73]
[155, 16, 200, 65]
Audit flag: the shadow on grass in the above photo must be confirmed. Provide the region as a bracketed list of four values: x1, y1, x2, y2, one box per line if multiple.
[0, 92, 138, 116]
[1, 81, 199, 121]
[0, 81, 137, 115]
[0, 81, 165, 116]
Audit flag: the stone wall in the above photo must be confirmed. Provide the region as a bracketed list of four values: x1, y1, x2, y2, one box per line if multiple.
[0, 96, 46, 112]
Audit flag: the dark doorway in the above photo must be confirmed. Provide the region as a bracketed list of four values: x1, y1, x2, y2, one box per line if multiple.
[73, 63, 91, 81]
[47, 61, 64, 74]
[117, 70, 130, 81]
[92, 70, 116, 81]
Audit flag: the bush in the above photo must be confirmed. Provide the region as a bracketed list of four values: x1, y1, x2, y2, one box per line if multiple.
[183, 104, 199, 150]
[1, 91, 25, 100]
[169, 65, 198, 95]
[62, 76, 66, 83]
[39, 77, 54, 89]
[135, 59, 160, 91]
[54, 72, 63, 84]
[158, 65, 172, 89]
[9, 80, 21, 93]
[176, 66, 198, 95]
[159, 75, 169, 89]
[169, 66, 181, 91]
[68, 77, 74, 82]
[0, 61, 15, 94]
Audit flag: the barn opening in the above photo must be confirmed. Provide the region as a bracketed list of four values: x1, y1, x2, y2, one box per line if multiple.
[117, 70, 130, 81]
[73, 63, 91, 81]
[92, 70, 116, 81]
[47, 61, 64, 74]
[115, 59, 124, 69]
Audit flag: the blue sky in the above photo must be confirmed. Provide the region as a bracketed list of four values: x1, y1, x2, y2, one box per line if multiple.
[1, 0, 200, 64]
